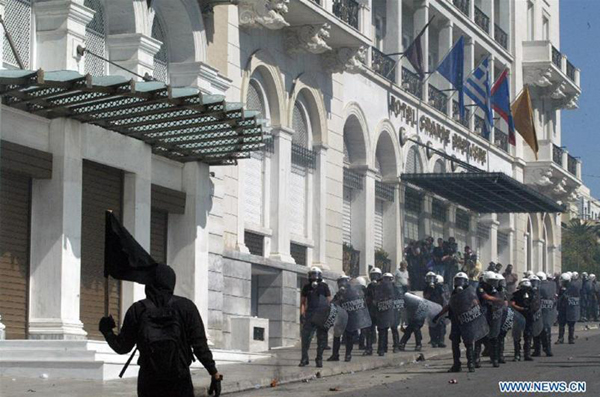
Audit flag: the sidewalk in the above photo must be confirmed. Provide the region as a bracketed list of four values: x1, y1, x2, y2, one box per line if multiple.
[1, 323, 597, 397]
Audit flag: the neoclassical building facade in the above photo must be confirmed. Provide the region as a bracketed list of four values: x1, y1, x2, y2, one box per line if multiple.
[0, 0, 587, 380]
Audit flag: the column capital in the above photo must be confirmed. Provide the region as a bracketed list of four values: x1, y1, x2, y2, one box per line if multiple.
[106, 33, 161, 80]
[271, 126, 294, 140]
[170, 61, 232, 96]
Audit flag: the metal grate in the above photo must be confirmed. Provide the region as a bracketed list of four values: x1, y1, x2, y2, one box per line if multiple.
[332, 0, 359, 30]
[553, 144, 563, 166]
[402, 67, 422, 99]
[497, 231, 509, 246]
[292, 101, 309, 148]
[152, 16, 169, 82]
[3, 0, 32, 69]
[477, 224, 490, 240]
[245, 231, 264, 256]
[453, 100, 470, 127]
[474, 6, 490, 33]
[290, 243, 307, 266]
[375, 180, 395, 202]
[405, 146, 422, 174]
[432, 199, 447, 222]
[566, 60, 576, 82]
[552, 46, 562, 69]
[291, 143, 316, 169]
[371, 47, 396, 83]
[344, 167, 363, 190]
[494, 128, 509, 152]
[453, 0, 470, 16]
[567, 154, 577, 176]
[404, 188, 422, 213]
[84, 0, 107, 76]
[456, 209, 470, 231]
[494, 24, 508, 50]
[429, 85, 448, 114]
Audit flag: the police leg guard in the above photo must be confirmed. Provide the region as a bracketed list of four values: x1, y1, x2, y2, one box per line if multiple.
[363, 327, 374, 356]
[513, 338, 521, 362]
[466, 343, 476, 372]
[544, 329, 553, 357]
[532, 336, 541, 357]
[327, 336, 341, 361]
[392, 328, 400, 353]
[316, 328, 327, 367]
[358, 329, 366, 350]
[415, 327, 423, 351]
[490, 338, 499, 367]
[557, 323, 565, 344]
[345, 331, 354, 362]
[438, 323, 447, 348]
[474, 340, 482, 368]
[377, 328, 386, 356]
[448, 338, 462, 373]
[524, 335, 534, 361]
[568, 322, 575, 344]
[299, 326, 312, 366]
[498, 336, 506, 364]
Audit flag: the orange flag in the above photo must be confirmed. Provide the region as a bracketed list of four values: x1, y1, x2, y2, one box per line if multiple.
[511, 86, 539, 159]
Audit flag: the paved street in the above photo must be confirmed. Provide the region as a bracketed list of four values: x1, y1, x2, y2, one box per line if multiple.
[235, 326, 600, 397]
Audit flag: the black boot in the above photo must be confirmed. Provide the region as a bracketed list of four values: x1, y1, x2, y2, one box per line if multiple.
[491, 339, 499, 368]
[466, 344, 476, 372]
[513, 339, 521, 362]
[448, 340, 462, 372]
[345, 332, 354, 362]
[498, 337, 506, 364]
[299, 327, 311, 366]
[377, 329, 386, 356]
[524, 336, 534, 361]
[532, 336, 541, 357]
[392, 329, 400, 353]
[316, 329, 327, 367]
[568, 323, 575, 344]
[363, 327, 373, 355]
[327, 337, 341, 361]
[474, 341, 482, 368]
[556, 323, 565, 344]
[544, 331, 553, 357]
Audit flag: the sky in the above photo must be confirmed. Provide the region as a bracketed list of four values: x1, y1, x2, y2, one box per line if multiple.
[560, 0, 600, 197]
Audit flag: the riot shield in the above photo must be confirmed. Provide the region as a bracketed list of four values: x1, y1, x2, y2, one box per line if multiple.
[449, 286, 490, 344]
[488, 294, 506, 339]
[392, 287, 405, 328]
[340, 286, 372, 332]
[511, 308, 526, 340]
[374, 282, 395, 329]
[567, 281, 582, 322]
[333, 305, 348, 337]
[540, 281, 557, 329]
[404, 292, 443, 328]
[501, 306, 514, 334]
[310, 295, 334, 330]
[531, 290, 543, 337]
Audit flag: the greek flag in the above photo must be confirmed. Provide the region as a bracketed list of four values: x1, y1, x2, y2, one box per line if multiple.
[464, 57, 493, 139]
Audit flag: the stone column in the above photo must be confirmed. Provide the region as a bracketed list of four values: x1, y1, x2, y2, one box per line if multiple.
[445, 204, 456, 240]
[467, 214, 478, 251]
[383, 184, 402, 271]
[167, 162, 212, 324]
[269, 128, 295, 263]
[34, 0, 94, 72]
[29, 119, 86, 340]
[533, 239, 545, 274]
[414, 0, 429, 103]
[438, 19, 453, 115]
[312, 145, 328, 268]
[106, 34, 161, 80]
[419, 194, 432, 239]
[398, 184, 406, 258]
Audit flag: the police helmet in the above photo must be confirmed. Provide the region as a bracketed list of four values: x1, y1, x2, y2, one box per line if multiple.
[454, 272, 469, 289]
[355, 276, 368, 288]
[436, 275, 444, 284]
[528, 275, 540, 289]
[519, 279, 532, 289]
[560, 272, 572, 282]
[383, 272, 394, 281]
[582, 272, 589, 279]
[337, 274, 350, 288]
[536, 271, 547, 281]
[572, 271, 579, 280]
[308, 266, 323, 282]
[591, 274, 597, 281]
[369, 267, 382, 282]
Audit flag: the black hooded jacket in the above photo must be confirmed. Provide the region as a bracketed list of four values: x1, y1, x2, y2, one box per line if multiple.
[103, 264, 217, 376]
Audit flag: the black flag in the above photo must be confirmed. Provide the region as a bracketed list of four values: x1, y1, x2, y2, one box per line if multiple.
[104, 211, 158, 284]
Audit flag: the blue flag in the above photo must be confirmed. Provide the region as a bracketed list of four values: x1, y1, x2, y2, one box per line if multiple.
[436, 36, 465, 119]
[491, 68, 516, 145]
[464, 56, 493, 139]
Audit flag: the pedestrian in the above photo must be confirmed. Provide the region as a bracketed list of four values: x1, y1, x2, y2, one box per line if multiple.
[502, 264, 518, 296]
[394, 260, 410, 294]
[589, 274, 599, 321]
[511, 279, 535, 361]
[299, 267, 331, 368]
[581, 272, 590, 322]
[99, 263, 222, 397]
[461, 246, 481, 289]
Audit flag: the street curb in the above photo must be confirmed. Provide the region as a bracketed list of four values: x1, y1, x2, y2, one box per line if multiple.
[193, 347, 454, 396]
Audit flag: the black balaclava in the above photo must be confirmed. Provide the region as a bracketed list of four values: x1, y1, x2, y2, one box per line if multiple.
[145, 263, 176, 307]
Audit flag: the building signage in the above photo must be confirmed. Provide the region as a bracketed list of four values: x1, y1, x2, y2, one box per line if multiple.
[388, 94, 487, 166]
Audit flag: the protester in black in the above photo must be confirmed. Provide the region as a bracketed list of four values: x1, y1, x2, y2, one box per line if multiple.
[99, 264, 221, 397]
[511, 279, 535, 361]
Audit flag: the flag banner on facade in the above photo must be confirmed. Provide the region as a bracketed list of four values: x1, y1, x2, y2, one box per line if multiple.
[403, 16, 435, 80]
[464, 56, 493, 139]
[491, 68, 516, 145]
[511, 86, 539, 159]
[435, 36, 465, 119]
[104, 211, 158, 284]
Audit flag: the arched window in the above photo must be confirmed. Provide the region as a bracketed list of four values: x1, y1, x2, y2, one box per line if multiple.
[84, 0, 106, 76]
[292, 100, 309, 148]
[290, 95, 312, 238]
[3, 0, 33, 69]
[433, 159, 445, 173]
[152, 16, 169, 82]
[405, 146, 423, 174]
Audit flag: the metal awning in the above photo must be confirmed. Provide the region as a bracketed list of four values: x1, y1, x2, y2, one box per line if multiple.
[0, 69, 270, 165]
[401, 172, 565, 214]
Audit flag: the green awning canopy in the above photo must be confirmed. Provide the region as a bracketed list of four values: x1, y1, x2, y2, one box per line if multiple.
[0, 69, 270, 165]
[401, 172, 565, 214]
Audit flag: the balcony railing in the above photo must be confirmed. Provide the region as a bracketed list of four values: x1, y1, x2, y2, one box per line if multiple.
[343, 244, 360, 277]
[429, 85, 448, 114]
[552, 46, 562, 69]
[474, 114, 487, 138]
[553, 144, 563, 166]
[402, 67, 422, 99]
[474, 6, 490, 33]
[567, 154, 577, 176]
[494, 128, 508, 152]
[333, 0, 360, 30]
[566, 60, 576, 82]
[453, 100, 470, 128]
[372, 47, 396, 83]
[453, 0, 470, 16]
[494, 24, 508, 49]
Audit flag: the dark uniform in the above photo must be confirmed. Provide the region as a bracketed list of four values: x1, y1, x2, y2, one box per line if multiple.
[446, 287, 476, 372]
[424, 284, 447, 347]
[100, 264, 218, 397]
[300, 281, 331, 366]
[363, 281, 378, 355]
[511, 288, 535, 361]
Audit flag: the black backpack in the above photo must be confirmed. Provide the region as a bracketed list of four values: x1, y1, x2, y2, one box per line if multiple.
[137, 297, 189, 380]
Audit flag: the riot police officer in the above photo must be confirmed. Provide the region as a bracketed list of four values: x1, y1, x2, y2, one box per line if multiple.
[557, 272, 580, 345]
[299, 267, 331, 368]
[581, 272, 590, 322]
[375, 273, 396, 356]
[363, 267, 382, 356]
[424, 273, 448, 348]
[475, 271, 505, 368]
[511, 279, 535, 361]
[533, 272, 555, 357]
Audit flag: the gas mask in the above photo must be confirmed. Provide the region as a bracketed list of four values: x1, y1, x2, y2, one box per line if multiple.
[311, 281, 318, 289]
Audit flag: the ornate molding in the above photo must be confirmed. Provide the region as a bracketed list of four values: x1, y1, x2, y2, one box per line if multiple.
[321, 46, 366, 74]
[524, 67, 553, 88]
[238, 0, 289, 30]
[285, 24, 332, 55]
[525, 165, 580, 204]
